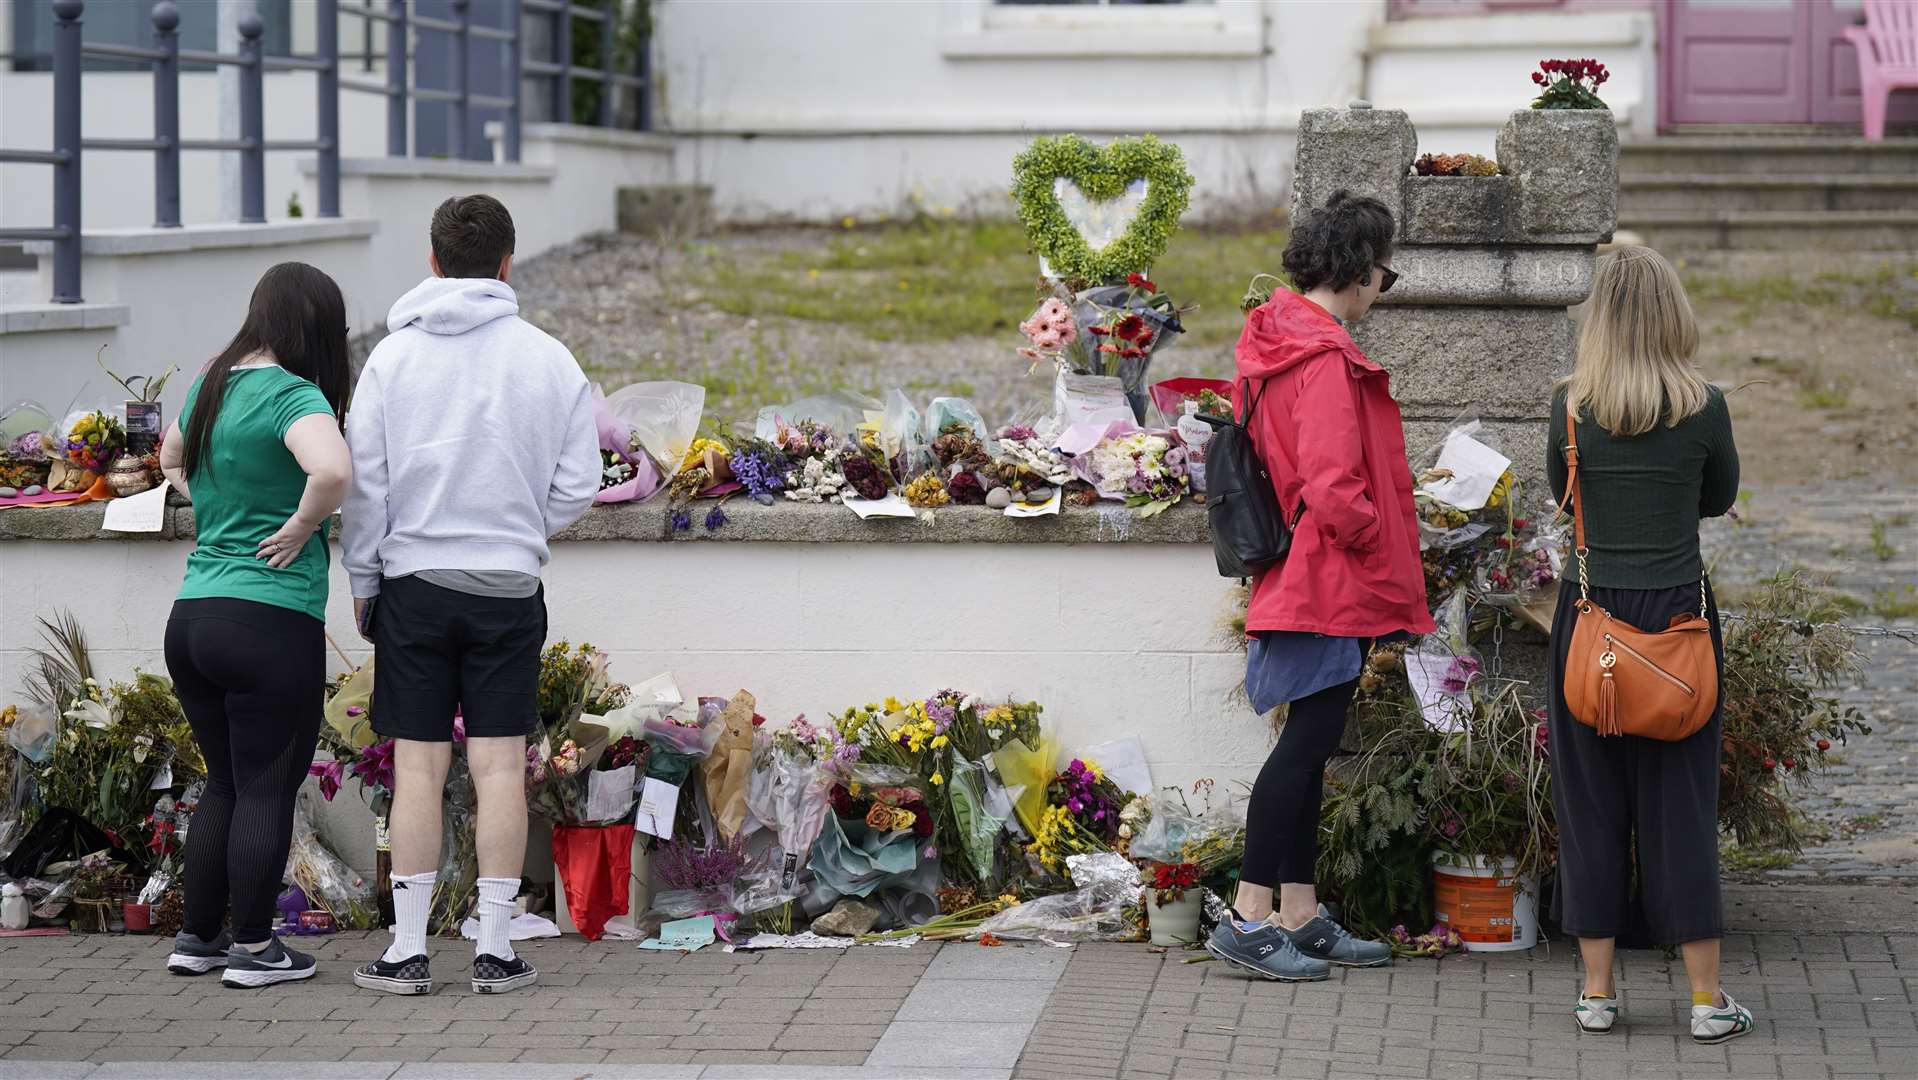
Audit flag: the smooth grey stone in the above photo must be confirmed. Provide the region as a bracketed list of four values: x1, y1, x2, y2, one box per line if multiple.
[985, 487, 1012, 509]
[0, 487, 15, 498]
[22, 485, 42, 496]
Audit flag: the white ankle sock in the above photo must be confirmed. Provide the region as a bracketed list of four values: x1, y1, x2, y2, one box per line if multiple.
[383, 871, 436, 963]
[475, 877, 518, 961]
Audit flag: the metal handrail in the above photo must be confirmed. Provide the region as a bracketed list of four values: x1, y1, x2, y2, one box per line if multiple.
[5, 0, 651, 304]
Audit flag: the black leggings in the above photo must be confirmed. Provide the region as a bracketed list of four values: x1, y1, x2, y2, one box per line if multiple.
[165, 598, 324, 944]
[1237, 675, 1362, 888]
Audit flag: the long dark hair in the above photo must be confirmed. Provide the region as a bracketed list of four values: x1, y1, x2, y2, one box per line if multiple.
[181, 262, 349, 478]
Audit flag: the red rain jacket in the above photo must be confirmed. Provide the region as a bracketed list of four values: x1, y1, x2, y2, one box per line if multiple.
[1234, 291, 1434, 639]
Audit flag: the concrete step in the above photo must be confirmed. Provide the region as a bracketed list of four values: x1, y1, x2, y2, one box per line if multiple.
[1620, 135, 1918, 177]
[1618, 209, 1918, 252]
[1620, 174, 1918, 213]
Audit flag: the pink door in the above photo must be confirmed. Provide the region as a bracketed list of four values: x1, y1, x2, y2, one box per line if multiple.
[1662, 0, 1812, 125]
[1663, 0, 1918, 127]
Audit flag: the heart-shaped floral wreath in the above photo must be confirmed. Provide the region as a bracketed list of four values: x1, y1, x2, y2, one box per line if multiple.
[1011, 134, 1193, 285]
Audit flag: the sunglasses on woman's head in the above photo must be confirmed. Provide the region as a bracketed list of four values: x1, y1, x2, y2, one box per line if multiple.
[1377, 265, 1398, 294]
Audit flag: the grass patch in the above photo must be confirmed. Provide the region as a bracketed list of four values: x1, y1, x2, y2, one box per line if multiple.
[1687, 261, 1918, 331]
[1870, 585, 1918, 620]
[691, 216, 1285, 349]
[1868, 517, 1901, 562]
[1720, 842, 1795, 872]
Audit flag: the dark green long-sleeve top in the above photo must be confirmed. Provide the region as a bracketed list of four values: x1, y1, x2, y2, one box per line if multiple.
[1547, 383, 1740, 590]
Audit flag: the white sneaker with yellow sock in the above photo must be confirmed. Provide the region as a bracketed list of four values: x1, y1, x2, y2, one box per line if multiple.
[1691, 990, 1753, 1044]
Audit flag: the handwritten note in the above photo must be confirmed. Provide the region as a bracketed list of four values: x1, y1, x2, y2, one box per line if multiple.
[102, 481, 169, 533]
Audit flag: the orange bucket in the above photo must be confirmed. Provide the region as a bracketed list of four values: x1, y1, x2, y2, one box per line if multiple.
[1432, 854, 1538, 952]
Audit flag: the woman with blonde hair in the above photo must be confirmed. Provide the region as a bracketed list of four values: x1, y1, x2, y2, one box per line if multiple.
[1548, 245, 1746, 1042]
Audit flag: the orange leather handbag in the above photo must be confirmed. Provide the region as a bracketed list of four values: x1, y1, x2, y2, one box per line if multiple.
[1559, 405, 1719, 740]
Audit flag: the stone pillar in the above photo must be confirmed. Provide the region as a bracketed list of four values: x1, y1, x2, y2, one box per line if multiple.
[1290, 103, 1618, 495]
[1290, 103, 1618, 687]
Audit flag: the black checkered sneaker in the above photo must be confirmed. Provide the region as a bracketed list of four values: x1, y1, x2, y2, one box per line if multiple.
[353, 953, 433, 995]
[472, 953, 537, 994]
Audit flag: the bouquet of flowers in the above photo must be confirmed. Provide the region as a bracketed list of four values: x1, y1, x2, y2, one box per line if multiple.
[1077, 430, 1190, 517]
[987, 424, 1073, 497]
[726, 435, 791, 504]
[1019, 274, 1189, 424]
[766, 420, 851, 503]
[0, 429, 51, 489]
[60, 410, 125, 473]
[30, 672, 198, 856]
[526, 643, 627, 823]
[1027, 758, 1129, 874]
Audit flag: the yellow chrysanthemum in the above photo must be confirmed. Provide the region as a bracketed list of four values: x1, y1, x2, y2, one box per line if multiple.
[884, 696, 905, 714]
[677, 437, 728, 475]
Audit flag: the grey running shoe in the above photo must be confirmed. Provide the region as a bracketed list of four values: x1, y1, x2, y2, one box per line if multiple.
[220, 937, 317, 989]
[1282, 905, 1393, 968]
[472, 953, 537, 994]
[166, 929, 232, 975]
[1205, 918, 1331, 982]
[354, 952, 433, 995]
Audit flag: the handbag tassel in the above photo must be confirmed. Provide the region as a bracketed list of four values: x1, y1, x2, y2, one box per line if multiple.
[1597, 671, 1620, 737]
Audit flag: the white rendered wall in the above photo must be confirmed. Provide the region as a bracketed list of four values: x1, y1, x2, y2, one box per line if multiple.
[654, 0, 1378, 221]
[1364, 9, 1657, 157]
[0, 537, 1257, 794]
[4, 221, 379, 427]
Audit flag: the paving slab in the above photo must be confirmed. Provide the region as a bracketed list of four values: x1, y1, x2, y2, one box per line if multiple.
[868, 1022, 1036, 1070]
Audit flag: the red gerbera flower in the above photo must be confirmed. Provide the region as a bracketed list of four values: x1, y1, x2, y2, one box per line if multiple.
[1088, 325, 1112, 336]
[1126, 272, 1158, 292]
[1115, 314, 1146, 341]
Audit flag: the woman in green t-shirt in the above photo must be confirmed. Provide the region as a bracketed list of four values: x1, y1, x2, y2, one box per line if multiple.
[155, 262, 352, 988]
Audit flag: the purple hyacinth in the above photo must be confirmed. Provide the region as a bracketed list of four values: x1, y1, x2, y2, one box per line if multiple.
[672, 510, 693, 532]
[704, 505, 728, 531]
[732, 449, 786, 498]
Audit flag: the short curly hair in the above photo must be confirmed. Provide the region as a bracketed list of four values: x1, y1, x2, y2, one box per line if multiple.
[1281, 190, 1395, 294]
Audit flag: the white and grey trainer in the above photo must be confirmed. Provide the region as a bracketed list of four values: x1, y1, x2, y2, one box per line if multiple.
[220, 937, 317, 989]
[1691, 991, 1754, 1044]
[1574, 994, 1620, 1034]
[166, 929, 232, 975]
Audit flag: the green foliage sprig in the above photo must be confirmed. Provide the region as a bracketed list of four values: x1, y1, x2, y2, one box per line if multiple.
[1011, 134, 1193, 285]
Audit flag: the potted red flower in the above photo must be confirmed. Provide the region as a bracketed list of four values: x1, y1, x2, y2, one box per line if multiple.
[1143, 860, 1202, 946]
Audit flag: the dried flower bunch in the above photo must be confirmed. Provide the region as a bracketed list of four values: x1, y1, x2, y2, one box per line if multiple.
[1413, 153, 1500, 178]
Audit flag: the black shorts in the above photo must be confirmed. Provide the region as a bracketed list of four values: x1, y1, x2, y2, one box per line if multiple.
[371, 575, 545, 742]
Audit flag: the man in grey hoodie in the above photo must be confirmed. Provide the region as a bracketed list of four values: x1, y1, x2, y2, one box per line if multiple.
[341, 194, 599, 996]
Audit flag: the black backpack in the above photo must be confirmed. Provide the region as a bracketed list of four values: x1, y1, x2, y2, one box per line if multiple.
[1199, 379, 1300, 578]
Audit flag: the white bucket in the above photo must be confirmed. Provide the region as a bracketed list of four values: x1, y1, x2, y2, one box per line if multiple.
[1431, 853, 1539, 952]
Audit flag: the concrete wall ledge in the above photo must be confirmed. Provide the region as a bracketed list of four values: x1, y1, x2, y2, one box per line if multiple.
[0, 498, 1211, 545]
[490, 121, 676, 156]
[0, 302, 131, 335]
[299, 157, 559, 183]
[22, 218, 378, 257]
[1369, 10, 1650, 52]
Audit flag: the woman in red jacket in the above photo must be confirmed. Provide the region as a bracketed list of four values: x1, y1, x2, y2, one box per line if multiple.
[1205, 191, 1435, 983]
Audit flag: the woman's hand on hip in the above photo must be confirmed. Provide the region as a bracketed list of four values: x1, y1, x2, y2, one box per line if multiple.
[256, 517, 314, 569]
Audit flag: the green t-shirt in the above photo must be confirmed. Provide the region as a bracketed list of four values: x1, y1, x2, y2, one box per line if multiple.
[176, 366, 337, 621]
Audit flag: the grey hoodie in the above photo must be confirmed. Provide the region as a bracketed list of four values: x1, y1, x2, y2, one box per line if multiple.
[340, 276, 600, 599]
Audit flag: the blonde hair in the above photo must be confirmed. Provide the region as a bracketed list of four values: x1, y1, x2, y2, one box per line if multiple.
[1565, 245, 1709, 437]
